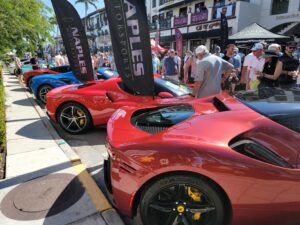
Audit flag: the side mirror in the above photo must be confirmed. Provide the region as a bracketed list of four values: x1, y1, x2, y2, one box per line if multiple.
[158, 92, 174, 98]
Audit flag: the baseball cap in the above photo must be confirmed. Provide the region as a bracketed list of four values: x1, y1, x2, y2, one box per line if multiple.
[195, 45, 208, 55]
[168, 49, 175, 53]
[251, 43, 264, 51]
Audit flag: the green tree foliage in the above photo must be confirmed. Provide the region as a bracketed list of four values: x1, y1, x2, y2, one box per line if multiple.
[74, 0, 98, 16]
[0, 0, 54, 56]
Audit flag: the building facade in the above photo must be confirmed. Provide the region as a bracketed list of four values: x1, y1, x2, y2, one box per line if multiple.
[82, 8, 112, 53]
[146, 0, 300, 52]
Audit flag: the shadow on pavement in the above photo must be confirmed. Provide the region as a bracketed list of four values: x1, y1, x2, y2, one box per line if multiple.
[0, 162, 72, 189]
[15, 120, 53, 140]
[12, 99, 34, 107]
[10, 88, 27, 92]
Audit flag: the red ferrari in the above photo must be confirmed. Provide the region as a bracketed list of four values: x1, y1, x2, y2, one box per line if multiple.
[46, 75, 192, 134]
[23, 65, 71, 89]
[105, 87, 300, 225]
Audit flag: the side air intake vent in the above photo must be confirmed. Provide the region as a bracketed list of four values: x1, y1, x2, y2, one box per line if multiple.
[213, 97, 229, 112]
[131, 104, 194, 134]
[230, 139, 292, 168]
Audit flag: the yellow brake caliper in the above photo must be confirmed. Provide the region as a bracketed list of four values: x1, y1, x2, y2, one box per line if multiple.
[188, 187, 202, 220]
[77, 110, 85, 126]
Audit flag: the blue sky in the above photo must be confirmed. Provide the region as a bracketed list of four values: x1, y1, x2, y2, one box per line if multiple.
[42, 0, 104, 18]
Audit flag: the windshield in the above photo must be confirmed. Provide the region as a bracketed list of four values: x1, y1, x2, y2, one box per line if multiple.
[235, 87, 300, 133]
[155, 77, 192, 96]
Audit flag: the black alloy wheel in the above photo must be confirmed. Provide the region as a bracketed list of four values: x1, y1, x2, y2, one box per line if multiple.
[57, 103, 92, 134]
[38, 85, 53, 104]
[134, 175, 227, 225]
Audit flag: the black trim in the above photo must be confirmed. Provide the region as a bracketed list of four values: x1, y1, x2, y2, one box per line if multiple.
[159, 0, 195, 12]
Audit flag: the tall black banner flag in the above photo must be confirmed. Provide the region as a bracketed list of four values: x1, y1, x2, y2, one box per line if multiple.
[104, 0, 154, 96]
[220, 7, 229, 53]
[51, 0, 94, 81]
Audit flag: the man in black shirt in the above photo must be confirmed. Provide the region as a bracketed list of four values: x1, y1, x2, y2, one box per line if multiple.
[278, 41, 299, 88]
[30, 55, 39, 70]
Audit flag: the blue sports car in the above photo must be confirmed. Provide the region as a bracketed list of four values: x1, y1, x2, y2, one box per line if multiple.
[31, 67, 118, 104]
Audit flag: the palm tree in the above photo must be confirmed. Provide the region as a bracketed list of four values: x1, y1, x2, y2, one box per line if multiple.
[74, 0, 98, 31]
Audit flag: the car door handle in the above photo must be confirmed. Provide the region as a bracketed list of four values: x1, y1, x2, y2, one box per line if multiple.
[105, 92, 114, 102]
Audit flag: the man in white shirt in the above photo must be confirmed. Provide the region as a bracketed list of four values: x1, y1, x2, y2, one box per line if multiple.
[242, 43, 264, 90]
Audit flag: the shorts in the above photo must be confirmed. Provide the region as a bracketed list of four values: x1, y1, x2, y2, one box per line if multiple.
[249, 80, 260, 90]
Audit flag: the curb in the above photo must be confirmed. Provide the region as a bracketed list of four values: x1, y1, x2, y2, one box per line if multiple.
[16, 75, 124, 225]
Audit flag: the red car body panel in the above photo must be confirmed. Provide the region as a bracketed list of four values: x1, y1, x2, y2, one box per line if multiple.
[23, 69, 60, 87]
[106, 92, 300, 225]
[46, 76, 192, 126]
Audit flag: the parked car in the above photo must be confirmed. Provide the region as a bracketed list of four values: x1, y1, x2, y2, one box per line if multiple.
[31, 67, 118, 104]
[23, 65, 71, 90]
[46, 76, 192, 134]
[104, 87, 300, 225]
[31, 71, 81, 104]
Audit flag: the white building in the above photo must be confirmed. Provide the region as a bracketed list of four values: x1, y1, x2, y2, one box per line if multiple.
[82, 8, 112, 53]
[146, 0, 300, 52]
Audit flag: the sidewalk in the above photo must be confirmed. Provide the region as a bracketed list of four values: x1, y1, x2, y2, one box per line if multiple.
[0, 68, 124, 225]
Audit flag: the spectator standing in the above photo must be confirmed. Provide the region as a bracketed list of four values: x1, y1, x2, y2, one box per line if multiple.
[183, 50, 192, 84]
[192, 45, 233, 98]
[277, 41, 299, 88]
[102, 57, 111, 68]
[214, 45, 224, 58]
[54, 52, 65, 66]
[175, 51, 182, 78]
[30, 55, 39, 70]
[256, 50, 280, 88]
[152, 53, 160, 74]
[162, 49, 179, 82]
[242, 43, 265, 90]
[14, 56, 22, 75]
[222, 44, 241, 93]
[98, 53, 105, 68]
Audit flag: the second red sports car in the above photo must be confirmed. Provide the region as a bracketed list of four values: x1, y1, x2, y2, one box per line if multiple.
[46, 75, 192, 134]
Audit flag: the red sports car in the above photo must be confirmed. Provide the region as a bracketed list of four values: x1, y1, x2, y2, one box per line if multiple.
[23, 65, 71, 89]
[46, 75, 192, 134]
[105, 87, 300, 225]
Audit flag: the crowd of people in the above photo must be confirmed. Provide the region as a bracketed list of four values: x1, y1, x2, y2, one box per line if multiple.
[152, 41, 300, 98]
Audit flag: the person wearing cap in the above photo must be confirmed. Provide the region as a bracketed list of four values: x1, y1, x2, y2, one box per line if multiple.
[152, 52, 160, 74]
[192, 45, 233, 98]
[256, 50, 280, 88]
[183, 50, 193, 84]
[162, 49, 179, 82]
[243, 43, 265, 90]
[277, 41, 299, 88]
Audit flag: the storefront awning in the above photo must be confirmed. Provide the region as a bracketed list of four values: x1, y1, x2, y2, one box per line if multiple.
[229, 23, 291, 43]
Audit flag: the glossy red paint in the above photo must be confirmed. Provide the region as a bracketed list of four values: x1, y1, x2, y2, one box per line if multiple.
[46, 76, 192, 126]
[106, 92, 300, 225]
[23, 69, 60, 87]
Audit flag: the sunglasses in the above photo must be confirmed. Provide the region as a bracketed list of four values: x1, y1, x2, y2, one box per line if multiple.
[288, 46, 296, 49]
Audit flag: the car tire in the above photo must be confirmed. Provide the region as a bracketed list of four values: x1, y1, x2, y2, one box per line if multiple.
[37, 85, 53, 104]
[133, 175, 227, 225]
[57, 102, 92, 134]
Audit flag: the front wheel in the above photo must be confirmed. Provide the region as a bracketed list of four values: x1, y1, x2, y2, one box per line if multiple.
[37, 85, 53, 104]
[134, 175, 228, 225]
[57, 103, 92, 134]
